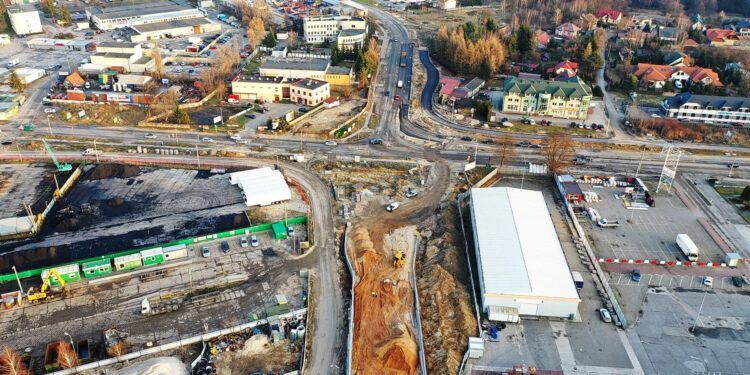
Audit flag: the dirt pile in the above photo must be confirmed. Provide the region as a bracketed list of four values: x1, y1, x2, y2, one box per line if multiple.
[213, 335, 297, 375]
[351, 225, 419, 375]
[417, 202, 478, 374]
[85, 164, 141, 181]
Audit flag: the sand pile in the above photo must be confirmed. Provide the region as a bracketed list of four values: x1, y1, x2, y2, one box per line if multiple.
[213, 335, 296, 375]
[113, 357, 188, 375]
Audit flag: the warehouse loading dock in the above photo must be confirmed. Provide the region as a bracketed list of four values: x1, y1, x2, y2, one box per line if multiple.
[468, 187, 581, 322]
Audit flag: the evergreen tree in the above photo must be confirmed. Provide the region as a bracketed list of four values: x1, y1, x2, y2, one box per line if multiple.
[263, 28, 277, 47]
[741, 186, 750, 202]
[479, 59, 492, 80]
[173, 106, 190, 124]
[331, 45, 341, 65]
[0, 2, 10, 33]
[58, 5, 71, 25]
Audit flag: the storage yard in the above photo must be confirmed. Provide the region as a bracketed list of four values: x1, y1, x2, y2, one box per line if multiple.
[0, 163, 311, 374]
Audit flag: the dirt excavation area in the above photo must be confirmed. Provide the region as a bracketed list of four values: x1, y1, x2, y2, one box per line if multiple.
[350, 224, 419, 375]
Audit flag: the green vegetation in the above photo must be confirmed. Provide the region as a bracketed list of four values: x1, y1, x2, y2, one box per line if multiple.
[243, 59, 262, 75]
[715, 186, 745, 196]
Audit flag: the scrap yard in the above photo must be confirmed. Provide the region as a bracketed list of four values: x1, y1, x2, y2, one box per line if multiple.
[0, 162, 312, 374]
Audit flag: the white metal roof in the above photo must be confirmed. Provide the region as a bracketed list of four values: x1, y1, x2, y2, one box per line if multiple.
[114, 253, 141, 263]
[470, 187, 579, 300]
[230, 167, 292, 207]
[140, 247, 163, 257]
[0, 216, 33, 236]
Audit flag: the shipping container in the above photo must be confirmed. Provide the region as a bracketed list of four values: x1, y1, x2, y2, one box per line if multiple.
[66, 90, 86, 101]
[114, 253, 142, 271]
[140, 247, 165, 266]
[163, 244, 188, 260]
[82, 259, 113, 278]
[42, 264, 80, 286]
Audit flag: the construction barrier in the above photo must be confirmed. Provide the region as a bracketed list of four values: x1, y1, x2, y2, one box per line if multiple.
[599, 258, 728, 267]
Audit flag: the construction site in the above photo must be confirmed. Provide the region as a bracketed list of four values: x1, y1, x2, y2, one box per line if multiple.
[0, 159, 313, 374]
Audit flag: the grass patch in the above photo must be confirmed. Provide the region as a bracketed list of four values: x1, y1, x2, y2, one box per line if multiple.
[491, 122, 597, 136]
[714, 186, 745, 196]
[243, 59, 262, 75]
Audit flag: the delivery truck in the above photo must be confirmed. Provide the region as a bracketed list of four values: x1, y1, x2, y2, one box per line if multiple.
[397, 80, 403, 88]
[571, 271, 584, 289]
[676, 233, 699, 261]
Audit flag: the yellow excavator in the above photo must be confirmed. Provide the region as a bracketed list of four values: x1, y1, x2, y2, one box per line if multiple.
[27, 269, 66, 303]
[393, 250, 406, 268]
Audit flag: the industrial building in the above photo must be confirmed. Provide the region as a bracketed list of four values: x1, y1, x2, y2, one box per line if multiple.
[230, 168, 292, 207]
[86, 1, 205, 31]
[468, 187, 581, 322]
[90, 42, 154, 73]
[661, 92, 750, 126]
[26, 38, 96, 52]
[324, 66, 354, 86]
[302, 15, 367, 46]
[231, 76, 286, 102]
[13, 67, 46, 84]
[259, 58, 330, 81]
[7, 5, 43, 36]
[128, 18, 222, 42]
[290, 79, 330, 106]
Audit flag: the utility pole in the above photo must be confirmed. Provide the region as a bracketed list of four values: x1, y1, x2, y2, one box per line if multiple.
[47, 115, 53, 136]
[94, 139, 99, 163]
[635, 148, 645, 178]
[195, 144, 200, 168]
[691, 292, 708, 333]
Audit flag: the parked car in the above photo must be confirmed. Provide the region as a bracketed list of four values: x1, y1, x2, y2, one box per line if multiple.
[386, 202, 400, 212]
[287, 226, 295, 236]
[240, 237, 248, 248]
[324, 140, 337, 146]
[394, 95, 400, 101]
[743, 276, 750, 285]
[202, 246, 211, 257]
[235, 139, 248, 144]
[481, 138, 494, 144]
[405, 188, 418, 198]
[220, 241, 230, 253]
[369, 138, 383, 145]
[516, 140, 533, 147]
[144, 133, 157, 139]
[460, 136, 473, 141]
[44, 108, 57, 113]
[202, 137, 214, 142]
[245, 113, 256, 119]
[251, 235, 259, 247]
[728, 162, 741, 169]
[631, 269, 641, 282]
[703, 276, 714, 287]
[299, 107, 309, 113]
[230, 134, 242, 141]
[598, 308, 612, 323]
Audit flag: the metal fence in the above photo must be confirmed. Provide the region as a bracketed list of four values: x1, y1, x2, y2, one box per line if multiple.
[410, 236, 427, 375]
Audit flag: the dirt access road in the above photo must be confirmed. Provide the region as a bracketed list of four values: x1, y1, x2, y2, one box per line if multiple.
[350, 160, 450, 374]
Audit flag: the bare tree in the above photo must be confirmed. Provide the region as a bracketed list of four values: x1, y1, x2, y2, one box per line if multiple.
[247, 16, 266, 49]
[107, 341, 127, 358]
[287, 30, 298, 50]
[0, 346, 31, 375]
[149, 43, 164, 80]
[147, 89, 178, 117]
[55, 341, 78, 369]
[494, 135, 516, 167]
[542, 134, 575, 173]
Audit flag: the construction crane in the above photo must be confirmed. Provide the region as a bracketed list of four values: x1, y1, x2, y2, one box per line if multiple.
[27, 268, 66, 303]
[393, 250, 406, 268]
[42, 139, 72, 172]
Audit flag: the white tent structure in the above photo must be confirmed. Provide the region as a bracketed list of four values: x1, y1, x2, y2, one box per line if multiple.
[229, 167, 292, 207]
[469, 187, 580, 322]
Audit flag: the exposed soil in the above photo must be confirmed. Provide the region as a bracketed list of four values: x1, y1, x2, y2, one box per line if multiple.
[213, 335, 299, 374]
[84, 164, 141, 181]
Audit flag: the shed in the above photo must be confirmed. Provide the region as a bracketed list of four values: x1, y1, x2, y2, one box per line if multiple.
[229, 167, 292, 207]
[469, 187, 581, 321]
[113, 253, 142, 271]
[81, 259, 113, 278]
[42, 264, 81, 286]
[272, 222, 288, 239]
[140, 247, 165, 265]
[64, 71, 85, 87]
[163, 244, 188, 260]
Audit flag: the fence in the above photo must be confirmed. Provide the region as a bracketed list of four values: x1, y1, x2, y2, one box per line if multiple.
[50, 308, 308, 375]
[342, 222, 355, 375]
[0, 216, 308, 283]
[410, 236, 427, 375]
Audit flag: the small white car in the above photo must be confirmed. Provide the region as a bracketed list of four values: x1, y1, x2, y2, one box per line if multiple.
[386, 202, 400, 212]
[230, 134, 242, 141]
[44, 108, 57, 113]
[144, 133, 157, 139]
[651, 113, 661, 118]
[324, 140, 337, 146]
[405, 188, 417, 198]
[235, 139, 248, 144]
[240, 237, 248, 248]
[287, 226, 295, 236]
[703, 276, 714, 287]
[598, 308, 612, 323]
[201, 137, 214, 142]
[250, 235, 259, 247]
[81, 148, 102, 156]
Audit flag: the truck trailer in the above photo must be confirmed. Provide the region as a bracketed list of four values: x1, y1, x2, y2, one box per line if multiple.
[571, 271, 584, 289]
[676, 234, 699, 261]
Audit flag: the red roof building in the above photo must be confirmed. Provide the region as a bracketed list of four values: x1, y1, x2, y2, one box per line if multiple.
[546, 60, 579, 77]
[594, 8, 623, 24]
[706, 28, 739, 46]
[438, 76, 461, 102]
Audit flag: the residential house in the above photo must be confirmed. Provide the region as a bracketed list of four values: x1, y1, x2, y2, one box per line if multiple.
[632, 63, 674, 89]
[661, 92, 750, 126]
[290, 78, 330, 106]
[683, 39, 699, 49]
[536, 31, 550, 49]
[231, 76, 287, 102]
[546, 60, 579, 80]
[555, 23, 580, 40]
[706, 28, 739, 46]
[619, 28, 648, 46]
[631, 15, 653, 30]
[632, 63, 722, 89]
[438, 76, 461, 103]
[672, 66, 723, 87]
[690, 14, 704, 31]
[594, 8, 623, 25]
[435, 0, 456, 10]
[501, 78, 593, 120]
[64, 71, 86, 88]
[654, 26, 681, 43]
[580, 14, 598, 31]
[452, 77, 485, 99]
[663, 51, 691, 67]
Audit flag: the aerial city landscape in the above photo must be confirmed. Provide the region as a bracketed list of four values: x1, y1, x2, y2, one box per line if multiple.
[1, 0, 750, 373]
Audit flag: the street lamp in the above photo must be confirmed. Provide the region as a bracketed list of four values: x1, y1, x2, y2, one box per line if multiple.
[11, 266, 23, 295]
[63, 332, 75, 351]
[46, 115, 53, 136]
[93, 139, 100, 163]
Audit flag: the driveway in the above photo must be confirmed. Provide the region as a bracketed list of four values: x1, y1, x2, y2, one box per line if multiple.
[241, 103, 300, 135]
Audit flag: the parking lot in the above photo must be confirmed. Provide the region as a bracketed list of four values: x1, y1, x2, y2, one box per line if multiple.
[582, 183, 724, 263]
[610, 272, 748, 290]
[242, 103, 302, 134]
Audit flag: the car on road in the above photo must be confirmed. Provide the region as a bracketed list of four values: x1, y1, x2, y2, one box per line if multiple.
[651, 113, 661, 118]
[240, 237, 248, 248]
[384, 90, 390, 96]
[744, 275, 750, 285]
[324, 140, 337, 146]
[598, 308, 612, 323]
[481, 138, 494, 144]
[369, 138, 383, 145]
[631, 269, 641, 282]
[235, 139, 248, 144]
[299, 107, 309, 113]
[728, 162, 741, 168]
[405, 188, 417, 198]
[144, 133, 157, 139]
[732, 276, 743, 287]
[251, 235, 259, 247]
[703, 276, 714, 287]
[522, 118, 536, 125]
[202, 246, 211, 258]
[220, 241, 230, 253]
[386, 202, 400, 212]
[44, 108, 57, 113]
[82, 148, 102, 156]
[516, 140, 533, 147]
[460, 136, 473, 142]
[202, 137, 214, 142]
[230, 134, 242, 141]
[245, 113, 256, 119]
[394, 95, 400, 101]
[287, 226, 295, 236]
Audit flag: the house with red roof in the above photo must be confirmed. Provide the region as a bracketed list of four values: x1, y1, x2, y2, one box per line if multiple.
[672, 66, 723, 87]
[706, 28, 739, 46]
[546, 60, 579, 78]
[555, 23, 580, 40]
[438, 76, 461, 103]
[595, 8, 623, 25]
[632, 63, 722, 89]
[537, 31, 550, 49]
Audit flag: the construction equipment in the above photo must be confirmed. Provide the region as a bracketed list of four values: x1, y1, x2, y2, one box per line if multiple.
[393, 250, 406, 268]
[42, 139, 73, 172]
[27, 269, 66, 303]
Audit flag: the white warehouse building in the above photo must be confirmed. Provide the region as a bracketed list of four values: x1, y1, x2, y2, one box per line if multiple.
[7, 5, 43, 36]
[230, 167, 292, 207]
[469, 187, 581, 322]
